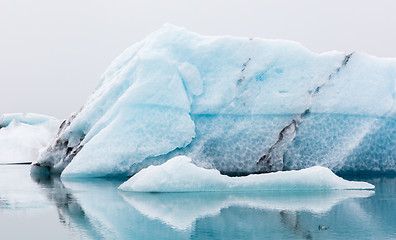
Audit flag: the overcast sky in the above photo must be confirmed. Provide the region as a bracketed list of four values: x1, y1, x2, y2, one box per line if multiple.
[1, 0, 395, 119]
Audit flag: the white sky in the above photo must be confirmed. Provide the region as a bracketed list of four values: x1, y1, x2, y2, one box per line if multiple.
[1, 0, 395, 119]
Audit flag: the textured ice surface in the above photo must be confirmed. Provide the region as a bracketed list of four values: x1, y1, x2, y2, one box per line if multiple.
[33, 24, 396, 177]
[0, 113, 60, 164]
[118, 156, 374, 192]
[284, 114, 396, 173]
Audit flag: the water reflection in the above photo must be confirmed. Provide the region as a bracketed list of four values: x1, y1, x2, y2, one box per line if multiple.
[0, 165, 49, 210]
[279, 211, 313, 239]
[31, 175, 109, 239]
[120, 190, 373, 231]
[27, 171, 396, 240]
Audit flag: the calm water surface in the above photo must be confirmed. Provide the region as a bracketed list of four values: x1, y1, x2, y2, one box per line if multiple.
[0, 165, 395, 239]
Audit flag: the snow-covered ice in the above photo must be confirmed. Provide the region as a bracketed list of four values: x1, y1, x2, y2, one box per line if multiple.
[33, 24, 396, 177]
[118, 156, 374, 192]
[0, 113, 60, 164]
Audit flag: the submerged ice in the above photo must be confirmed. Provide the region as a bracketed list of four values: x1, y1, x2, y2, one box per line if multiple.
[32, 24, 396, 178]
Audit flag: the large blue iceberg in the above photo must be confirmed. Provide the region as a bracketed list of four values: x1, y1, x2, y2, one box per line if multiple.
[32, 24, 396, 177]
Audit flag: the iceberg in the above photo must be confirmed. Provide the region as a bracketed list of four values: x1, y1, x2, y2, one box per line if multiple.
[118, 156, 374, 192]
[32, 24, 396, 177]
[0, 113, 60, 164]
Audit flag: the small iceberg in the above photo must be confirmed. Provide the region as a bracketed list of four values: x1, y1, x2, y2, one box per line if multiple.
[0, 113, 60, 164]
[118, 156, 375, 192]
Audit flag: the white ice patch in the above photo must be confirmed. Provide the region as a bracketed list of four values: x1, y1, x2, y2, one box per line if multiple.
[118, 156, 374, 192]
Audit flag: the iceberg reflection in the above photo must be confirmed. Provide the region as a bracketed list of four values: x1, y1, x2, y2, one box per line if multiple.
[31, 174, 110, 239]
[30, 174, 395, 240]
[3, 165, 394, 239]
[121, 190, 374, 230]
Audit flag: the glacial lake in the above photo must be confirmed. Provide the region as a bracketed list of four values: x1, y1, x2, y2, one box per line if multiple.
[1, 165, 395, 240]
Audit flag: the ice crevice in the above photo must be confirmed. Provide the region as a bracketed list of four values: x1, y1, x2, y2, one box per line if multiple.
[257, 53, 354, 173]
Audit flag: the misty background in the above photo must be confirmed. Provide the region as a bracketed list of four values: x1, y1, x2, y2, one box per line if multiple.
[1, 0, 395, 119]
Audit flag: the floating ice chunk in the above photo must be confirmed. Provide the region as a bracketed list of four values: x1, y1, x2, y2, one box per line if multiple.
[0, 113, 60, 164]
[118, 156, 374, 192]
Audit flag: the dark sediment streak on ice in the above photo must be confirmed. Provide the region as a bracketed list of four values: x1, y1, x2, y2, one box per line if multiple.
[256, 53, 354, 173]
